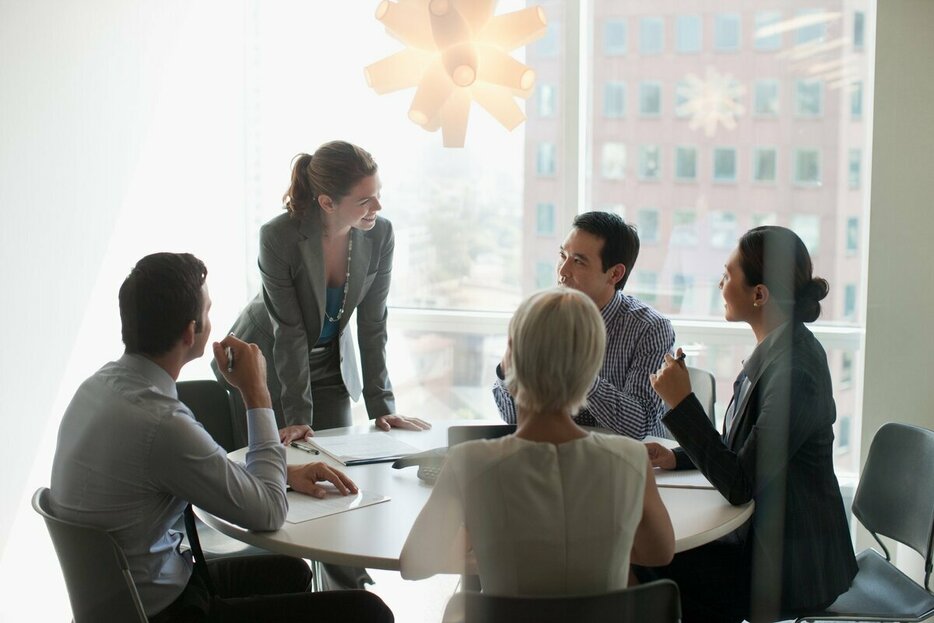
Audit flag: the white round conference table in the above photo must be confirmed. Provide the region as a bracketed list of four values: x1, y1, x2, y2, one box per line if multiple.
[197, 420, 753, 571]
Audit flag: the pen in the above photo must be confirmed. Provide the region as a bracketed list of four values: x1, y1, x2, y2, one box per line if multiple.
[226, 332, 235, 373]
[675, 352, 686, 362]
[291, 441, 320, 455]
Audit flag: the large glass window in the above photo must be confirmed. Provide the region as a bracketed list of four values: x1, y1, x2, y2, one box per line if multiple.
[639, 82, 662, 116]
[713, 147, 737, 182]
[754, 11, 782, 50]
[794, 149, 821, 185]
[675, 146, 697, 181]
[604, 19, 627, 56]
[639, 145, 661, 180]
[754, 80, 780, 116]
[796, 80, 824, 116]
[753, 148, 777, 182]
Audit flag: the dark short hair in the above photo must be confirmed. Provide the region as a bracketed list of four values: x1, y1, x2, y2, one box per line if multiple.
[737, 226, 829, 323]
[571, 211, 640, 290]
[119, 253, 208, 356]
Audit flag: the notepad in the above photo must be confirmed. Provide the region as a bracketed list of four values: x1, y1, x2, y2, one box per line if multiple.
[653, 468, 715, 489]
[285, 489, 390, 523]
[309, 432, 421, 466]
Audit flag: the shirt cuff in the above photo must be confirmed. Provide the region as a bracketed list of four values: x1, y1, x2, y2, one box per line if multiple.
[246, 407, 278, 444]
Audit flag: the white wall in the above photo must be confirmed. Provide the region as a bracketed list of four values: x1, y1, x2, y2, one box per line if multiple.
[0, 2, 250, 617]
[861, 0, 934, 577]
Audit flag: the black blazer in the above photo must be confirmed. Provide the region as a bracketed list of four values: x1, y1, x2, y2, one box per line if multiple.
[665, 323, 857, 617]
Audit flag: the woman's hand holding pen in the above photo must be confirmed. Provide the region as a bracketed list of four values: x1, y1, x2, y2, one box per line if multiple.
[649, 347, 692, 410]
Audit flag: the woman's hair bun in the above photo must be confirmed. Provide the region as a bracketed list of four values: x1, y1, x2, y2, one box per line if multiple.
[794, 277, 829, 322]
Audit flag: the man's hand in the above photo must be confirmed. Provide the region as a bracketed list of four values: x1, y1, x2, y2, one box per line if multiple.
[375, 414, 432, 432]
[287, 462, 358, 498]
[649, 348, 692, 410]
[645, 442, 677, 470]
[212, 335, 271, 410]
[280, 424, 313, 444]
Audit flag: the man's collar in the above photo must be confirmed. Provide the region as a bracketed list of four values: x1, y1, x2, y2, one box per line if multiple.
[600, 289, 624, 322]
[117, 353, 178, 399]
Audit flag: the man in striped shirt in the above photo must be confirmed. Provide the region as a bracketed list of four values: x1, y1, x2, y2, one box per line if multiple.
[494, 211, 674, 439]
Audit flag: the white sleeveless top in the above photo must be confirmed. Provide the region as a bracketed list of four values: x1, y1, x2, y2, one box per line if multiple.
[406, 432, 647, 597]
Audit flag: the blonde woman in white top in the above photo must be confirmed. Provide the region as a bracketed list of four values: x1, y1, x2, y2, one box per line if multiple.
[400, 288, 674, 596]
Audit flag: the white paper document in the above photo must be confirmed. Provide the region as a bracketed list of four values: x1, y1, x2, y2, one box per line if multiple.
[653, 468, 715, 489]
[285, 489, 390, 524]
[309, 432, 420, 465]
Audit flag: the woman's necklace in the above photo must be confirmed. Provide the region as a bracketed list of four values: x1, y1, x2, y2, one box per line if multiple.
[325, 234, 353, 323]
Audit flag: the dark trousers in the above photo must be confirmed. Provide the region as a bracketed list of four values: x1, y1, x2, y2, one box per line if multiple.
[151, 555, 393, 623]
[634, 540, 751, 623]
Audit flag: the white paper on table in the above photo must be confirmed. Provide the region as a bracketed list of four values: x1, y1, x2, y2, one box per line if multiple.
[309, 432, 420, 465]
[285, 489, 390, 524]
[653, 468, 715, 489]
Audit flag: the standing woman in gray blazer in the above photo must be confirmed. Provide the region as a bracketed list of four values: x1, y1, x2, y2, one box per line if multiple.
[220, 141, 429, 445]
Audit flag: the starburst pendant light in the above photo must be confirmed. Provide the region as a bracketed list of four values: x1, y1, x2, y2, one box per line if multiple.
[364, 0, 547, 147]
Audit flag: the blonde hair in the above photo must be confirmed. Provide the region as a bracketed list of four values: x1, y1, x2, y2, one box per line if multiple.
[506, 288, 606, 415]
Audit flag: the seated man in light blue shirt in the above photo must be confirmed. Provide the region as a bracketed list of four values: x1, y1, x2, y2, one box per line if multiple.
[49, 252, 393, 623]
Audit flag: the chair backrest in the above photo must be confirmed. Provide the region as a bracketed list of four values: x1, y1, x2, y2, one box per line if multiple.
[852, 422, 934, 589]
[32, 488, 148, 623]
[177, 379, 237, 452]
[687, 365, 717, 426]
[455, 579, 681, 623]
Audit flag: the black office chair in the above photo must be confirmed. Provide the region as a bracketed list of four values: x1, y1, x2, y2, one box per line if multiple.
[795, 422, 934, 622]
[445, 579, 681, 623]
[687, 365, 717, 427]
[175, 379, 272, 558]
[33, 488, 149, 623]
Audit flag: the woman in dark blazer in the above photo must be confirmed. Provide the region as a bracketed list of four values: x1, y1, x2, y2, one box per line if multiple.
[217, 142, 429, 445]
[642, 226, 857, 623]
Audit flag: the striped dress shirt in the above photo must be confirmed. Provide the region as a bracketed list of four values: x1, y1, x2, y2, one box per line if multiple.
[494, 291, 674, 439]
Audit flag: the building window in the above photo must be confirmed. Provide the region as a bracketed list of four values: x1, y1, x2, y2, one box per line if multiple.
[535, 261, 554, 289]
[753, 79, 780, 116]
[844, 283, 857, 320]
[846, 217, 859, 254]
[672, 273, 694, 310]
[676, 15, 702, 53]
[713, 147, 737, 182]
[639, 82, 662, 116]
[536, 143, 556, 177]
[671, 210, 698, 246]
[638, 208, 660, 243]
[603, 81, 626, 118]
[794, 149, 821, 185]
[604, 19, 627, 56]
[640, 17, 664, 55]
[714, 13, 741, 51]
[536, 20, 560, 58]
[601, 142, 626, 179]
[791, 214, 821, 254]
[536, 203, 555, 236]
[848, 149, 861, 189]
[838, 415, 852, 450]
[851, 81, 863, 119]
[754, 11, 782, 50]
[854, 11, 865, 50]
[639, 145, 661, 180]
[675, 146, 697, 181]
[796, 9, 827, 45]
[710, 211, 737, 249]
[537, 84, 555, 118]
[753, 147, 777, 182]
[751, 213, 777, 228]
[841, 352, 854, 386]
[795, 80, 823, 117]
[636, 271, 657, 303]
[674, 80, 690, 117]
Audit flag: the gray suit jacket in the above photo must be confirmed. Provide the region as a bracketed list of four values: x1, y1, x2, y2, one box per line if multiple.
[221, 210, 396, 432]
[666, 323, 856, 618]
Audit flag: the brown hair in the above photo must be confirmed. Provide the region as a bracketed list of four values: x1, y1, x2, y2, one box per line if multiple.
[737, 226, 829, 323]
[283, 141, 378, 217]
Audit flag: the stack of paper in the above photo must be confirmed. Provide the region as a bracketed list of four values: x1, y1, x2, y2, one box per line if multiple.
[310, 432, 420, 466]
